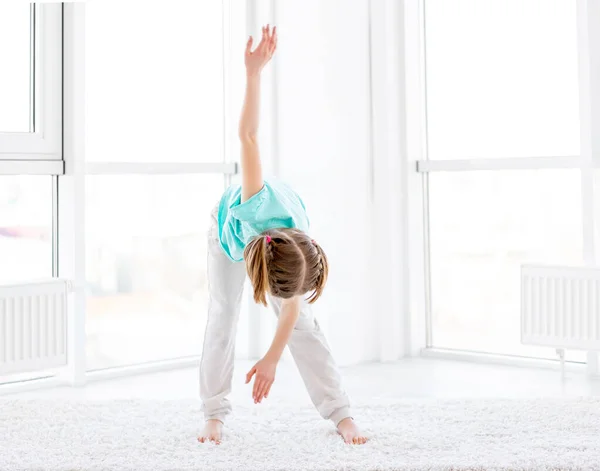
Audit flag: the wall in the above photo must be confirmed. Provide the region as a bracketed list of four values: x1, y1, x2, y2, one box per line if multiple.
[236, 0, 409, 365]
[273, 0, 378, 365]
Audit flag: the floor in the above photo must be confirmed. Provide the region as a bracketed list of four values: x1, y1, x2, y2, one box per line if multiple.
[4, 358, 600, 471]
[8, 357, 600, 405]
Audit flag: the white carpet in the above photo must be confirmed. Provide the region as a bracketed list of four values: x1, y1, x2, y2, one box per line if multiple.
[1, 398, 599, 471]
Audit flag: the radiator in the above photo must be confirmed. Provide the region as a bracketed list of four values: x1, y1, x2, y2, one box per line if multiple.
[0, 279, 70, 376]
[521, 265, 600, 351]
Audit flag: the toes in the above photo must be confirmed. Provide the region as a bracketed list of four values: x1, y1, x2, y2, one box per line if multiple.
[352, 437, 358, 444]
[198, 437, 205, 443]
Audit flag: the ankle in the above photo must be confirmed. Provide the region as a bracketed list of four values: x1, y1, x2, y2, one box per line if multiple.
[337, 417, 354, 428]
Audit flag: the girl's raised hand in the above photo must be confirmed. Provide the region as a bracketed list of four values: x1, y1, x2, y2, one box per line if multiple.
[245, 24, 277, 77]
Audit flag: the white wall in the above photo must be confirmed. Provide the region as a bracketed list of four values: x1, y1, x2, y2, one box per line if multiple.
[236, 0, 409, 365]
[273, 0, 378, 365]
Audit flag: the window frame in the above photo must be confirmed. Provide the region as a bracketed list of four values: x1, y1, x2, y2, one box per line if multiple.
[0, 3, 62, 167]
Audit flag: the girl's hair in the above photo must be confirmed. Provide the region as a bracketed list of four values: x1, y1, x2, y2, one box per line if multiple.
[243, 228, 329, 306]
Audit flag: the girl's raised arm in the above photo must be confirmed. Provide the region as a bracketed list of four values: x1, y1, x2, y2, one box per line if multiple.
[239, 25, 277, 203]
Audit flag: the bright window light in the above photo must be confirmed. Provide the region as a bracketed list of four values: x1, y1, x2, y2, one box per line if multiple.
[425, 0, 580, 159]
[429, 170, 583, 357]
[0, 176, 52, 283]
[0, 3, 31, 132]
[85, 1, 225, 162]
[85, 175, 224, 370]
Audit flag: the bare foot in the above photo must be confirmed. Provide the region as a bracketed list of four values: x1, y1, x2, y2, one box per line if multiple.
[337, 418, 368, 445]
[198, 419, 223, 444]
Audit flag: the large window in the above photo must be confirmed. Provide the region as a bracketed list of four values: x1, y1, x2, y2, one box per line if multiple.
[84, 1, 238, 370]
[0, 4, 62, 387]
[1, 2, 248, 386]
[0, 3, 60, 283]
[85, 175, 224, 369]
[422, 0, 583, 358]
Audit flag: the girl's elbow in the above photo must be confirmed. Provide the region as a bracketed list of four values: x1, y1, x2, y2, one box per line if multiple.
[238, 130, 258, 144]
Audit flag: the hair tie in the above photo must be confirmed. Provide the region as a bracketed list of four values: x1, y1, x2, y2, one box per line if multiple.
[311, 239, 317, 246]
[266, 235, 272, 244]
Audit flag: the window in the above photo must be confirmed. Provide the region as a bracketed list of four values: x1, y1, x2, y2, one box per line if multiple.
[0, 4, 62, 387]
[85, 175, 224, 370]
[0, 176, 53, 283]
[0, 3, 60, 286]
[86, 1, 224, 163]
[0, 3, 62, 162]
[429, 170, 582, 357]
[84, 1, 235, 370]
[425, 0, 579, 160]
[422, 0, 583, 358]
[0, 4, 31, 133]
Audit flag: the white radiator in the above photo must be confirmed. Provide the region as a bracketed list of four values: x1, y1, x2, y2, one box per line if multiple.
[521, 265, 600, 351]
[0, 279, 70, 376]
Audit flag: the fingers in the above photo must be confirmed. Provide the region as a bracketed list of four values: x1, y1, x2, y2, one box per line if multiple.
[251, 376, 274, 403]
[256, 380, 269, 403]
[257, 379, 274, 403]
[257, 24, 276, 54]
[245, 366, 256, 384]
[252, 378, 263, 402]
[253, 379, 261, 403]
[245, 36, 253, 55]
[263, 382, 272, 399]
[259, 25, 267, 49]
[269, 27, 277, 57]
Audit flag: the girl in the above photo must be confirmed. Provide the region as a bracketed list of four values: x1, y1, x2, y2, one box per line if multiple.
[198, 25, 367, 446]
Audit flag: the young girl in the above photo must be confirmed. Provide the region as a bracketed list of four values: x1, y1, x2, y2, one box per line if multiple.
[198, 25, 367, 446]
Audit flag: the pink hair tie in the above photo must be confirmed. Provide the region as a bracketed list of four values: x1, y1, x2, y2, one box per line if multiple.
[266, 235, 272, 244]
[311, 239, 317, 245]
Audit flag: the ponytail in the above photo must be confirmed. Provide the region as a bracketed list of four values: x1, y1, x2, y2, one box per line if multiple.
[243, 235, 271, 306]
[307, 242, 329, 304]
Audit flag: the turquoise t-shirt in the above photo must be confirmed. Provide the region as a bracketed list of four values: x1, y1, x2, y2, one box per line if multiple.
[218, 178, 310, 262]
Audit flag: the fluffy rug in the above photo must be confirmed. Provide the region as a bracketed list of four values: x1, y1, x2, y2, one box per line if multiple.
[1, 398, 599, 471]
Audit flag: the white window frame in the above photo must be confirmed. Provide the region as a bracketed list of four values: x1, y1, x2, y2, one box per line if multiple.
[407, 0, 600, 374]
[0, 3, 62, 168]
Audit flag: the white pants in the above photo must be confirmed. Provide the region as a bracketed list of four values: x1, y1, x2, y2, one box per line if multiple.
[199, 206, 351, 426]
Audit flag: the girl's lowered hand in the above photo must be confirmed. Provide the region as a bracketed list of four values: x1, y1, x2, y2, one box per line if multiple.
[245, 355, 277, 403]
